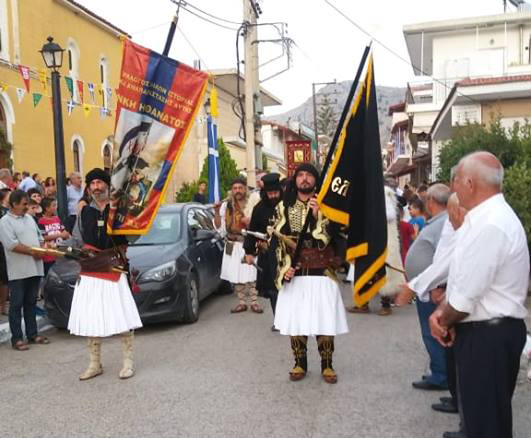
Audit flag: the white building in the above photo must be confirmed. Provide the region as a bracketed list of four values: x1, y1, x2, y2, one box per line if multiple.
[403, 9, 531, 178]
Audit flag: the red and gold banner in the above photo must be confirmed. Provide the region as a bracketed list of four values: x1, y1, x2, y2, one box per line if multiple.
[286, 140, 312, 178]
[108, 39, 208, 235]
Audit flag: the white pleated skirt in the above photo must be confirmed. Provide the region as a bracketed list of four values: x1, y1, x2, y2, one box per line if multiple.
[68, 274, 143, 337]
[274, 276, 349, 336]
[220, 241, 257, 284]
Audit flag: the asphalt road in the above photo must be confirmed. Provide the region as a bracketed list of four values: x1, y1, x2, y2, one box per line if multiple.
[1, 285, 530, 438]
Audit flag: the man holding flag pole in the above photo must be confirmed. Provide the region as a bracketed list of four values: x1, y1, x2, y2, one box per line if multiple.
[271, 44, 388, 384]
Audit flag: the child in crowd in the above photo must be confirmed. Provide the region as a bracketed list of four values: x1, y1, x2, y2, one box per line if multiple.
[27, 198, 42, 222]
[398, 204, 415, 264]
[408, 197, 426, 239]
[38, 197, 70, 276]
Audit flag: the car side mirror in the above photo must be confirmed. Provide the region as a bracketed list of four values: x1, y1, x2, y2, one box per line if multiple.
[193, 229, 216, 242]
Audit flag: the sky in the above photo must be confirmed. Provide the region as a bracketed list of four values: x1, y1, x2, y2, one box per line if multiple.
[77, 0, 509, 115]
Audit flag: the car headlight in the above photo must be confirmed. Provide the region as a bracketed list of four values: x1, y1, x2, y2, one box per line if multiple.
[140, 261, 177, 283]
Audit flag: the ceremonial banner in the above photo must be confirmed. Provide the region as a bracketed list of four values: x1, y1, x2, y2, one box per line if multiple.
[108, 39, 208, 235]
[317, 48, 387, 306]
[286, 140, 312, 178]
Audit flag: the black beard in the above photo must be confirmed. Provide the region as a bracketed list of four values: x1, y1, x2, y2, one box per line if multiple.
[297, 185, 315, 194]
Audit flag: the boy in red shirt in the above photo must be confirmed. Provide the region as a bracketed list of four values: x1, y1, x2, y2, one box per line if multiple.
[38, 197, 70, 275]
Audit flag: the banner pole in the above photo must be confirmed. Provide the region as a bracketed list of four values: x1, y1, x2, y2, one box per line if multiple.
[286, 44, 372, 281]
[163, 1, 182, 56]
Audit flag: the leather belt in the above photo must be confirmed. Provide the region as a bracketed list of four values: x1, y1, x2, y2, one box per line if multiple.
[294, 268, 326, 277]
[458, 317, 520, 329]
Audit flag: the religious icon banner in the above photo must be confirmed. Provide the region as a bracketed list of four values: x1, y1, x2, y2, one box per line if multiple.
[108, 39, 208, 235]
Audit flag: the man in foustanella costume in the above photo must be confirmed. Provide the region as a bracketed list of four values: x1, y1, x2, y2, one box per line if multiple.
[243, 173, 283, 330]
[214, 177, 261, 314]
[272, 163, 349, 384]
[68, 168, 142, 380]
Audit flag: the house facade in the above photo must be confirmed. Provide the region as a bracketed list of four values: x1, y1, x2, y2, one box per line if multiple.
[402, 9, 531, 180]
[0, 0, 127, 176]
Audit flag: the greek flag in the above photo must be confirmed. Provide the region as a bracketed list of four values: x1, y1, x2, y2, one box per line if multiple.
[207, 115, 221, 203]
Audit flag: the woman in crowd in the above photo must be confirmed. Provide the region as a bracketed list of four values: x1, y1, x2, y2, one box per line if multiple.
[43, 177, 57, 197]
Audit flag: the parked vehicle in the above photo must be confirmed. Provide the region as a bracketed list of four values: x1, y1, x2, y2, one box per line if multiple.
[43, 203, 230, 327]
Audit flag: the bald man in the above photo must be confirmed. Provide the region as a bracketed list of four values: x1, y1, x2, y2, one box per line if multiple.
[429, 151, 529, 438]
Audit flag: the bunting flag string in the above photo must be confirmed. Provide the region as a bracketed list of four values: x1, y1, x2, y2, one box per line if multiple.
[32, 93, 43, 107]
[38, 69, 48, 93]
[82, 103, 92, 118]
[77, 80, 84, 103]
[0, 81, 7, 93]
[16, 88, 26, 103]
[64, 76, 74, 98]
[18, 65, 31, 92]
[88, 83, 95, 103]
[67, 100, 75, 116]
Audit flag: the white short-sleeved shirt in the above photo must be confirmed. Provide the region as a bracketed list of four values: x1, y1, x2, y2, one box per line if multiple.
[446, 194, 529, 322]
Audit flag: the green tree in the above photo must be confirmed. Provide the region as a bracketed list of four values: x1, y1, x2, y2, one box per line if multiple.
[175, 138, 241, 202]
[437, 118, 531, 245]
[316, 94, 338, 139]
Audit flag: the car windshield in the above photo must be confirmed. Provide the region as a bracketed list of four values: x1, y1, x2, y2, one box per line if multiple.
[132, 212, 181, 245]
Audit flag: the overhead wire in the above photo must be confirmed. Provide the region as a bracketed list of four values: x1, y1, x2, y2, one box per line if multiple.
[177, 2, 240, 31]
[183, 1, 241, 25]
[323, 0, 479, 105]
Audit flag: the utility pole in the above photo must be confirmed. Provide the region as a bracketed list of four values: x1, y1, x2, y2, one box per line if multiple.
[312, 80, 337, 166]
[243, 0, 259, 187]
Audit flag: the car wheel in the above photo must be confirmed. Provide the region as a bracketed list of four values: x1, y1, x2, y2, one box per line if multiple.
[216, 280, 233, 295]
[182, 273, 200, 323]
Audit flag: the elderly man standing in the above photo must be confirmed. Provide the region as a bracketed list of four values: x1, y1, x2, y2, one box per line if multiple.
[430, 152, 529, 438]
[214, 177, 260, 314]
[405, 183, 452, 391]
[66, 172, 83, 232]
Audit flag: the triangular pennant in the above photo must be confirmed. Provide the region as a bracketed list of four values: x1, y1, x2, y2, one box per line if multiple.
[0, 81, 7, 93]
[76, 80, 84, 103]
[38, 69, 48, 93]
[99, 106, 107, 118]
[82, 103, 92, 118]
[64, 76, 74, 98]
[32, 93, 43, 107]
[18, 65, 31, 92]
[67, 100, 75, 116]
[88, 83, 95, 103]
[16, 88, 26, 103]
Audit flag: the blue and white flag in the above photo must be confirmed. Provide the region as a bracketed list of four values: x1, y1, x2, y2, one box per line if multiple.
[207, 115, 221, 203]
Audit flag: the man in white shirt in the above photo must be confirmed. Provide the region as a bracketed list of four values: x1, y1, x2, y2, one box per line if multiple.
[66, 172, 83, 232]
[18, 171, 37, 192]
[429, 151, 529, 438]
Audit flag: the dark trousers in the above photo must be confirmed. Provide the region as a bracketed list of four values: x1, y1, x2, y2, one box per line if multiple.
[416, 299, 448, 386]
[446, 345, 458, 404]
[455, 318, 526, 438]
[263, 289, 278, 315]
[8, 276, 41, 345]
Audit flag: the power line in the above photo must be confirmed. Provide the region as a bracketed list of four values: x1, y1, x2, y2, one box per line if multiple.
[176, 25, 210, 72]
[170, 1, 239, 31]
[130, 21, 171, 35]
[323, 0, 479, 105]
[183, 1, 241, 25]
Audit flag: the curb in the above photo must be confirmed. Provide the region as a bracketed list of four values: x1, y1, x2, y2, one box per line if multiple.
[0, 315, 54, 345]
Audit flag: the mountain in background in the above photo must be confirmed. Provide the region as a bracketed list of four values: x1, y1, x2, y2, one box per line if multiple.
[266, 81, 406, 146]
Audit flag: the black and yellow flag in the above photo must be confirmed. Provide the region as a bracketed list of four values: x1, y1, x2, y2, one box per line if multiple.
[317, 49, 387, 306]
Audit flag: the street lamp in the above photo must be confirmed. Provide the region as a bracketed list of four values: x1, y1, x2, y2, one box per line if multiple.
[40, 36, 68, 222]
